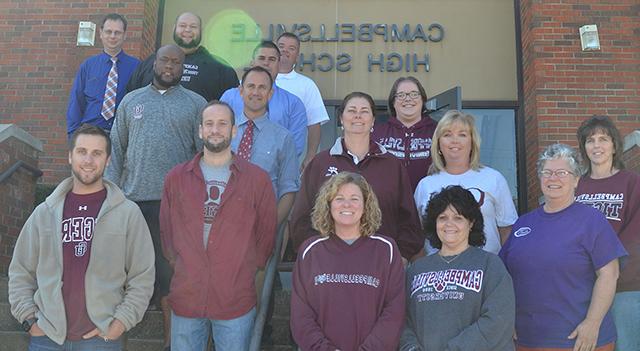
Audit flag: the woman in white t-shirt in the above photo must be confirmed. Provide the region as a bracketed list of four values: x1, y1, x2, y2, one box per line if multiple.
[414, 110, 518, 254]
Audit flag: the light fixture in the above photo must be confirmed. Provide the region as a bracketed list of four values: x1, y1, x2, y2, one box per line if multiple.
[579, 25, 600, 51]
[76, 21, 96, 47]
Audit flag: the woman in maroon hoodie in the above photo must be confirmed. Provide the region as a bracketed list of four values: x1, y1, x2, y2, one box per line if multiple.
[372, 76, 438, 192]
[291, 172, 405, 350]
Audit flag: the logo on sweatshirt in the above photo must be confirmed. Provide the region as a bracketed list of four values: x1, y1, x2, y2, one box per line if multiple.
[325, 166, 339, 177]
[133, 104, 144, 119]
[410, 269, 483, 296]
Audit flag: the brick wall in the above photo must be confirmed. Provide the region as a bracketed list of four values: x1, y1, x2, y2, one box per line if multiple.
[0, 135, 41, 275]
[519, 0, 640, 210]
[0, 0, 159, 185]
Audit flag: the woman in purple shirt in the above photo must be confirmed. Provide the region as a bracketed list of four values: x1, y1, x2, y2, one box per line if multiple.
[500, 143, 626, 351]
[575, 116, 640, 351]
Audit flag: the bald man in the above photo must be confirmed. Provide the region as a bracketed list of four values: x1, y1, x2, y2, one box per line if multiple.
[106, 44, 207, 350]
[126, 12, 238, 101]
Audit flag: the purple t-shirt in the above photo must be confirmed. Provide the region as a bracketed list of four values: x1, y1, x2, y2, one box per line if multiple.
[61, 188, 107, 340]
[499, 202, 627, 348]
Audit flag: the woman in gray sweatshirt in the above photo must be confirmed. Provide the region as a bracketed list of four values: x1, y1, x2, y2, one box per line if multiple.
[400, 185, 515, 351]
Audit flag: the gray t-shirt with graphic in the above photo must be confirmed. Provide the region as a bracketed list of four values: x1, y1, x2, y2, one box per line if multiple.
[200, 159, 231, 248]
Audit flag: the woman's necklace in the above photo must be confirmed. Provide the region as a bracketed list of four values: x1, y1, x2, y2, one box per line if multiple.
[439, 249, 467, 264]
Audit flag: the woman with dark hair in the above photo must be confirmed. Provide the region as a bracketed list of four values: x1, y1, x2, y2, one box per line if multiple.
[290, 92, 423, 261]
[575, 116, 640, 351]
[401, 185, 515, 351]
[500, 143, 627, 351]
[372, 76, 438, 191]
[291, 172, 405, 350]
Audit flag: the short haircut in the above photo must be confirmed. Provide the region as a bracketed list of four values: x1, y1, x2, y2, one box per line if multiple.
[337, 91, 376, 118]
[69, 124, 112, 157]
[430, 110, 482, 174]
[277, 32, 300, 46]
[576, 115, 625, 175]
[387, 76, 429, 118]
[423, 185, 486, 250]
[201, 100, 235, 125]
[175, 12, 202, 28]
[252, 40, 281, 59]
[536, 143, 582, 177]
[101, 13, 127, 32]
[241, 66, 274, 87]
[311, 172, 382, 237]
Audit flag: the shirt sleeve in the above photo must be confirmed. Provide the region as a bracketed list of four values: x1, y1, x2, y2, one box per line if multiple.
[104, 96, 129, 185]
[304, 81, 330, 126]
[288, 96, 308, 157]
[492, 170, 518, 227]
[396, 164, 425, 258]
[359, 240, 406, 350]
[8, 211, 41, 323]
[66, 63, 87, 137]
[289, 159, 321, 253]
[159, 172, 176, 263]
[276, 132, 301, 199]
[255, 170, 278, 268]
[586, 213, 628, 271]
[445, 256, 516, 351]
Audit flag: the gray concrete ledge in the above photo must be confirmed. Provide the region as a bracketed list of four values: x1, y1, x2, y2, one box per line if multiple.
[0, 124, 43, 152]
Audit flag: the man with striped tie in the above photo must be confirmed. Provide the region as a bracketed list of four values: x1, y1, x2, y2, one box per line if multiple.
[66, 13, 140, 138]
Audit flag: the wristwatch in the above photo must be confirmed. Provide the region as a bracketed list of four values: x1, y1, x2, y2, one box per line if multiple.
[22, 317, 38, 332]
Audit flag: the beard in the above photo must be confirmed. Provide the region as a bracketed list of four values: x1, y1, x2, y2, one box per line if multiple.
[153, 70, 182, 88]
[203, 136, 231, 153]
[173, 31, 201, 49]
[71, 167, 103, 187]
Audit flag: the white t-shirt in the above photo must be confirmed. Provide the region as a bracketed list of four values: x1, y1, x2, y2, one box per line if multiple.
[414, 166, 518, 254]
[276, 70, 330, 126]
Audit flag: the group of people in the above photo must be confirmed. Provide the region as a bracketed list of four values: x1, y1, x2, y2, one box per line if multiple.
[5, 10, 638, 351]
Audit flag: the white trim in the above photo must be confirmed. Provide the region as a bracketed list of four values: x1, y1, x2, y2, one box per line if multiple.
[301, 236, 330, 260]
[370, 235, 394, 264]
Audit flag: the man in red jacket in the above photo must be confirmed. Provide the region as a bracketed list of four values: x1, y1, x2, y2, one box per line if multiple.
[159, 100, 277, 351]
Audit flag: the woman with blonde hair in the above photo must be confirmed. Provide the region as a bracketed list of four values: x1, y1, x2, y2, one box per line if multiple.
[414, 110, 518, 254]
[290, 172, 405, 350]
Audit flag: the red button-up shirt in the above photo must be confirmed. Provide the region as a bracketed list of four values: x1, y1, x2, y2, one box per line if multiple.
[160, 152, 277, 320]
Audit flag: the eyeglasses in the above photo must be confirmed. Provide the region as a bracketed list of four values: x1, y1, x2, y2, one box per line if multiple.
[395, 91, 421, 100]
[539, 169, 574, 178]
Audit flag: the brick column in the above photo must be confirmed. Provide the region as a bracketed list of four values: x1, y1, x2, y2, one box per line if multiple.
[0, 125, 43, 275]
[519, 0, 640, 209]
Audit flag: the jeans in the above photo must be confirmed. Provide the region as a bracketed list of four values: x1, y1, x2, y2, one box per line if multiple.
[611, 291, 640, 351]
[171, 307, 256, 351]
[29, 335, 122, 351]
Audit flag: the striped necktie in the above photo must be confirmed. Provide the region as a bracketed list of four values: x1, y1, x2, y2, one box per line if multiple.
[101, 56, 118, 121]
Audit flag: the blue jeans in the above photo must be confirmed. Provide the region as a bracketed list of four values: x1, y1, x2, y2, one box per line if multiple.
[29, 335, 122, 351]
[612, 291, 640, 351]
[171, 307, 256, 351]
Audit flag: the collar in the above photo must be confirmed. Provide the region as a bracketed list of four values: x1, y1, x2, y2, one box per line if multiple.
[387, 115, 434, 130]
[45, 177, 125, 211]
[149, 83, 180, 94]
[238, 112, 268, 130]
[101, 50, 126, 62]
[329, 137, 387, 160]
[185, 152, 244, 179]
[277, 69, 297, 80]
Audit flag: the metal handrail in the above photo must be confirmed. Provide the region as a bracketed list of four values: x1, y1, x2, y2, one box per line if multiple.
[249, 220, 287, 351]
[0, 160, 42, 183]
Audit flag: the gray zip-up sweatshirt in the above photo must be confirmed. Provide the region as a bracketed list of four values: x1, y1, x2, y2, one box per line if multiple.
[400, 246, 515, 351]
[8, 178, 155, 345]
[105, 84, 207, 201]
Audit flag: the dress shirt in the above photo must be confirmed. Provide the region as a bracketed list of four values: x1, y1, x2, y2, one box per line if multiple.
[231, 113, 300, 199]
[66, 50, 140, 136]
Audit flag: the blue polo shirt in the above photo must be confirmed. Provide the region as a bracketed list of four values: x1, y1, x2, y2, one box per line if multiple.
[66, 50, 140, 136]
[221, 83, 307, 157]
